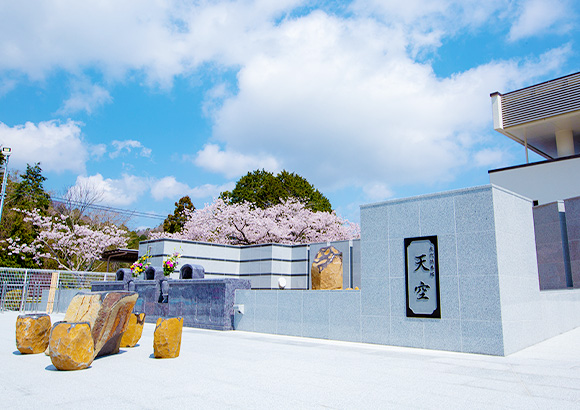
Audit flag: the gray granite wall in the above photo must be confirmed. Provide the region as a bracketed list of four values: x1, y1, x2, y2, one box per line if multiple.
[236, 186, 506, 355]
[359, 185, 504, 355]
[564, 196, 580, 287]
[233, 185, 580, 356]
[532, 202, 572, 289]
[495, 186, 580, 354]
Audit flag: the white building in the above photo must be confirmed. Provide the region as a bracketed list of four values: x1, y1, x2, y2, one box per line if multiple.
[489, 71, 580, 204]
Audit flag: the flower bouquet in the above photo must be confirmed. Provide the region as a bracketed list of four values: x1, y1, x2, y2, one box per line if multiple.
[163, 252, 181, 276]
[130, 252, 151, 278]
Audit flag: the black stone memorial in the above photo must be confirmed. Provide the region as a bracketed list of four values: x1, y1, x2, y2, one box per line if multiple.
[404, 236, 441, 319]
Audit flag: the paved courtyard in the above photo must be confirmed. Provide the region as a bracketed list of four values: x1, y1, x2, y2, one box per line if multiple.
[2, 311, 580, 409]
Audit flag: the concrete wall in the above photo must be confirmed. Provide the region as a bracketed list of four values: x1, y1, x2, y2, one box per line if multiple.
[234, 185, 580, 356]
[233, 289, 362, 341]
[489, 155, 580, 205]
[359, 185, 504, 355]
[564, 196, 580, 287]
[139, 238, 360, 290]
[532, 202, 572, 289]
[496, 188, 580, 353]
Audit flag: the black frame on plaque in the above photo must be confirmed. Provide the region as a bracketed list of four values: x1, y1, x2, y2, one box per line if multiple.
[404, 235, 441, 319]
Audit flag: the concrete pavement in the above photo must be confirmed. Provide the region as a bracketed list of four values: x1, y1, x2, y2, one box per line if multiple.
[2, 311, 579, 409]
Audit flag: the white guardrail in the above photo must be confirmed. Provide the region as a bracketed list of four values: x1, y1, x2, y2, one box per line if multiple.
[0, 267, 115, 314]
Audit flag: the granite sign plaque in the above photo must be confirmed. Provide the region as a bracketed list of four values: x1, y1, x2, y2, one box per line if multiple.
[405, 236, 440, 318]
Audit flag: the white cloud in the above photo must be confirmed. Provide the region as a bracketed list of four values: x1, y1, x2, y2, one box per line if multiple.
[508, 0, 572, 42]
[0, 0, 304, 85]
[0, 0, 577, 199]
[209, 13, 569, 192]
[193, 144, 280, 179]
[349, 0, 510, 55]
[202, 83, 234, 118]
[110, 140, 152, 159]
[363, 182, 394, 202]
[0, 120, 87, 173]
[72, 173, 149, 206]
[89, 143, 107, 159]
[71, 173, 232, 206]
[150, 175, 234, 201]
[0, 1, 574, 86]
[0, 77, 17, 97]
[57, 80, 112, 115]
[190, 182, 235, 199]
[150, 176, 191, 201]
[473, 148, 510, 168]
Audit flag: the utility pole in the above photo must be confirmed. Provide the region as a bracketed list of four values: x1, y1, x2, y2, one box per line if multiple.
[0, 147, 12, 223]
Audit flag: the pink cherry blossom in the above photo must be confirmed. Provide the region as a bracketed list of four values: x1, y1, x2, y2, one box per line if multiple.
[152, 198, 360, 245]
[6, 208, 128, 271]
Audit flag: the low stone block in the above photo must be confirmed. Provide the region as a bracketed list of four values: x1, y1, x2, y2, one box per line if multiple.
[63, 290, 138, 358]
[153, 317, 183, 358]
[180, 264, 205, 279]
[49, 322, 94, 371]
[311, 246, 343, 290]
[16, 313, 51, 354]
[120, 312, 146, 347]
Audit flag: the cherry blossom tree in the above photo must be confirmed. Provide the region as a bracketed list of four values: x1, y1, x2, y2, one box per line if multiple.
[152, 198, 359, 245]
[6, 208, 128, 271]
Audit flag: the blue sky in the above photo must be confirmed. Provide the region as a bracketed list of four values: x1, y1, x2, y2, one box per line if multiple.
[0, 0, 578, 229]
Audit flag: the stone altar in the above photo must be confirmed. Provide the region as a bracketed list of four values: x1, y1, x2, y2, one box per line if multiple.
[92, 266, 250, 331]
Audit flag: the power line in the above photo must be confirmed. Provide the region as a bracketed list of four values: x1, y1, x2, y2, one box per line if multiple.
[51, 197, 167, 220]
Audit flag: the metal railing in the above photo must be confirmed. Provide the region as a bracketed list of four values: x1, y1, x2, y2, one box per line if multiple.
[501, 71, 580, 127]
[0, 267, 115, 314]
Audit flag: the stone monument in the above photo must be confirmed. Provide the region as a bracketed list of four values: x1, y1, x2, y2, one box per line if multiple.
[311, 246, 343, 290]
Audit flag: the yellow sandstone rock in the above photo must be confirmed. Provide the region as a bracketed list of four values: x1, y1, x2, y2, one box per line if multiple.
[64, 293, 102, 324]
[120, 312, 146, 347]
[62, 291, 138, 358]
[49, 322, 94, 371]
[153, 317, 183, 359]
[311, 246, 343, 290]
[16, 314, 51, 354]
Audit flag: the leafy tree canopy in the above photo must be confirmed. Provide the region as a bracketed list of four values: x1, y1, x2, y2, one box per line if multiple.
[0, 163, 52, 268]
[163, 196, 195, 233]
[220, 169, 332, 212]
[10, 163, 51, 213]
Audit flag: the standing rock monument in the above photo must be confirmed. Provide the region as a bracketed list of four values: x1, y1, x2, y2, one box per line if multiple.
[311, 246, 343, 290]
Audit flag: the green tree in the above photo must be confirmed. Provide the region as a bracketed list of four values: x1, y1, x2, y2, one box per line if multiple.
[0, 163, 52, 268]
[10, 163, 51, 213]
[163, 196, 196, 233]
[126, 229, 148, 249]
[220, 169, 332, 212]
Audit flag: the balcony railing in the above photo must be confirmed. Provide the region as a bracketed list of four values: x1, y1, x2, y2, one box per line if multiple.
[501, 71, 580, 128]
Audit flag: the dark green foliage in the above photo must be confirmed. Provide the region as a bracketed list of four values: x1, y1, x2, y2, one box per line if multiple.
[9, 164, 51, 213]
[0, 163, 51, 268]
[163, 196, 195, 233]
[220, 169, 332, 212]
[126, 229, 148, 249]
